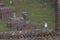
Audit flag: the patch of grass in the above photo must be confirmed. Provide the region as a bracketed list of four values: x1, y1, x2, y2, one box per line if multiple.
[0, 0, 55, 31]
[0, 20, 9, 32]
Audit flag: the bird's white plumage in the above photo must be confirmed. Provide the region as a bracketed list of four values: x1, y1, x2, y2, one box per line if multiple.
[44, 23, 47, 28]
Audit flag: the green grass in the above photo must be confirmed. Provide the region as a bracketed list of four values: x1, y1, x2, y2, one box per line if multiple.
[0, 0, 55, 31]
[0, 20, 9, 32]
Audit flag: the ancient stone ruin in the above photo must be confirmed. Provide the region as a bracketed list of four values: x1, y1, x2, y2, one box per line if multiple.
[0, 3, 15, 20]
[0, 3, 5, 7]
[7, 17, 36, 31]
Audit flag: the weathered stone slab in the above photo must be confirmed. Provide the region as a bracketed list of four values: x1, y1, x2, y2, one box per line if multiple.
[0, 29, 58, 39]
[7, 17, 36, 31]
